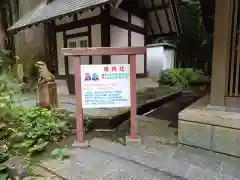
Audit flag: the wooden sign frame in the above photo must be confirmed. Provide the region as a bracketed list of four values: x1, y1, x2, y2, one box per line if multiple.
[62, 47, 146, 144]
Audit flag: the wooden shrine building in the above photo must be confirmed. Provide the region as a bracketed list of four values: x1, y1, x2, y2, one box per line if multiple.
[8, 0, 181, 92]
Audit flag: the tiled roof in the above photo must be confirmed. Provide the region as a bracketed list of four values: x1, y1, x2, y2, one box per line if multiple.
[8, 0, 182, 37]
[8, 0, 115, 31]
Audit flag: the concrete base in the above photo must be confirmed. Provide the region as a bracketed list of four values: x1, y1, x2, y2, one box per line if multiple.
[72, 140, 90, 149]
[179, 94, 240, 157]
[206, 105, 226, 111]
[125, 136, 142, 145]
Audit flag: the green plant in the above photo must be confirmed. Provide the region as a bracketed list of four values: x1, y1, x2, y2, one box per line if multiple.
[0, 73, 21, 127]
[50, 148, 70, 160]
[5, 107, 71, 155]
[53, 109, 93, 133]
[0, 164, 10, 180]
[159, 68, 208, 88]
[0, 50, 16, 73]
[0, 148, 10, 180]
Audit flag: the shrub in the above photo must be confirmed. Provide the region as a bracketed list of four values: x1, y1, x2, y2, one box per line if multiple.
[0, 72, 70, 155]
[4, 107, 71, 155]
[158, 68, 208, 88]
[0, 73, 21, 122]
[0, 50, 16, 73]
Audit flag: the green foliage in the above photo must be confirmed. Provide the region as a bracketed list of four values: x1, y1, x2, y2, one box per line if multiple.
[0, 48, 38, 92]
[0, 73, 21, 124]
[0, 50, 16, 73]
[0, 152, 9, 164]
[50, 148, 71, 160]
[3, 107, 71, 155]
[53, 109, 93, 133]
[0, 164, 9, 180]
[0, 75, 72, 155]
[0, 72, 92, 157]
[0, 151, 10, 180]
[0, 49, 93, 164]
[159, 68, 208, 88]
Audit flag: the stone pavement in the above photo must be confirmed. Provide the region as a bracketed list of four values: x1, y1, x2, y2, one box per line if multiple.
[41, 138, 240, 180]
[137, 115, 178, 145]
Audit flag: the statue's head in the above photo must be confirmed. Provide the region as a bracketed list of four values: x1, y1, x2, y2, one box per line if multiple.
[35, 61, 47, 73]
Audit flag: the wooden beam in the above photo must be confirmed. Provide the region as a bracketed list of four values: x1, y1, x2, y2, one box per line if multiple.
[73, 14, 78, 21]
[101, 6, 111, 64]
[51, 20, 58, 75]
[110, 17, 145, 34]
[144, 13, 148, 77]
[62, 47, 146, 56]
[55, 16, 101, 32]
[114, 0, 123, 9]
[150, 0, 163, 34]
[88, 25, 93, 64]
[140, 0, 154, 35]
[63, 31, 69, 75]
[119, 3, 145, 19]
[163, 0, 173, 32]
[145, 3, 170, 12]
[128, 12, 131, 64]
[65, 31, 88, 39]
[169, 0, 182, 35]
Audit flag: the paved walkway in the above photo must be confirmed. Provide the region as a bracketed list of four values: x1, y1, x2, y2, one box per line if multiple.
[41, 138, 240, 180]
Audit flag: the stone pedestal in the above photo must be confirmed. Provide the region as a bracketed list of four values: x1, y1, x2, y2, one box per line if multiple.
[37, 82, 58, 109]
[37, 83, 50, 109]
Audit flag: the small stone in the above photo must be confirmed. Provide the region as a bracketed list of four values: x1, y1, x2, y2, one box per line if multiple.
[7, 166, 29, 179]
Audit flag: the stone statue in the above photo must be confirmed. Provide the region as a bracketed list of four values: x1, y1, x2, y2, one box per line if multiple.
[35, 61, 58, 109]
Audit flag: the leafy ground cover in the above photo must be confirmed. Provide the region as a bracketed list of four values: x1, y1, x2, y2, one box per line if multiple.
[0, 71, 92, 179]
[158, 68, 209, 88]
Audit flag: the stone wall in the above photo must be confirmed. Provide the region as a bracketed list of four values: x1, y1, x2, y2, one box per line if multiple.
[178, 95, 240, 157]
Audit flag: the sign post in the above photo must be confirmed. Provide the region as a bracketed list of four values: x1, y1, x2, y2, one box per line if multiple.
[129, 55, 137, 139]
[73, 56, 84, 143]
[62, 47, 146, 146]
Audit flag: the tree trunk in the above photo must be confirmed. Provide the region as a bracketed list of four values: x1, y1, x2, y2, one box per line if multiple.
[0, 24, 6, 49]
[14, 0, 46, 77]
[10, 0, 18, 22]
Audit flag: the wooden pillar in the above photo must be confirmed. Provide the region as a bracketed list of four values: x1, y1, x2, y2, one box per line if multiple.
[100, 6, 111, 64]
[210, 0, 233, 107]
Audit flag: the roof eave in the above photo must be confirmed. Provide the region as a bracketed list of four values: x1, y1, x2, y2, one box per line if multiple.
[8, 0, 116, 32]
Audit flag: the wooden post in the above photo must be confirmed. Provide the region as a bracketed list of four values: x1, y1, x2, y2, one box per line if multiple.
[130, 55, 137, 139]
[73, 56, 84, 143]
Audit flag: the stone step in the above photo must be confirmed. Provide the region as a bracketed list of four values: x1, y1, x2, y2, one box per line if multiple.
[90, 138, 178, 171]
[137, 115, 178, 145]
[41, 147, 182, 180]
